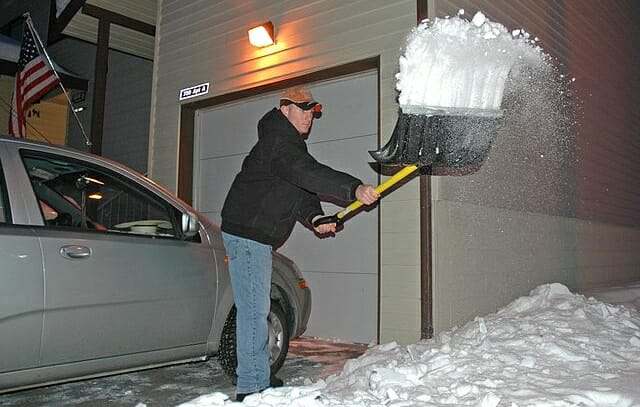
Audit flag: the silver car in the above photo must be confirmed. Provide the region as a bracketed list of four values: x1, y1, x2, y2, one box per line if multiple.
[0, 136, 311, 393]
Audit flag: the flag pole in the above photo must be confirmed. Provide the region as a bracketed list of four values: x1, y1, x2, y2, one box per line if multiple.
[22, 12, 92, 147]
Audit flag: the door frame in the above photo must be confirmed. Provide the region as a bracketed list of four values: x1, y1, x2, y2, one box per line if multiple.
[177, 57, 382, 341]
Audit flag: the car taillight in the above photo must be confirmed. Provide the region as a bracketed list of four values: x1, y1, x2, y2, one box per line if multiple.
[297, 279, 308, 289]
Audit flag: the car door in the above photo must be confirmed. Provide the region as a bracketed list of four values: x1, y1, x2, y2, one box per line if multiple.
[0, 147, 44, 375]
[13, 147, 216, 366]
[0, 145, 44, 376]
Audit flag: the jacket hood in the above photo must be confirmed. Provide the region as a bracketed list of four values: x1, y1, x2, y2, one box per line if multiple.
[258, 108, 300, 141]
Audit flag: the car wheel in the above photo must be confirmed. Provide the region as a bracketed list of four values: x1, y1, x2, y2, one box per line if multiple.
[218, 300, 290, 382]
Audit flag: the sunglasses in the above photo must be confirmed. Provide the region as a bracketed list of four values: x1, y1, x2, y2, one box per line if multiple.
[281, 100, 323, 115]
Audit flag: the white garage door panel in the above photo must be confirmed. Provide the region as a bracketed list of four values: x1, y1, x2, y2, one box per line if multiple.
[195, 155, 245, 215]
[279, 135, 378, 273]
[303, 74, 377, 144]
[198, 95, 275, 159]
[302, 272, 377, 343]
[307, 134, 378, 192]
[279, 133, 378, 343]
[194, 70, 379, 343]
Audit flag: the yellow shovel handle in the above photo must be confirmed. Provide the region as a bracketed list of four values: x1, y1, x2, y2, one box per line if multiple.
[312, 164, 420, 228]
[337, 164, 419, 219]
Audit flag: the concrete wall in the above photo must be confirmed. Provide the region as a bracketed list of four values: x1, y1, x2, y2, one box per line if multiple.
[576, 221, 640, 290]
[149, 0, 422, 343]
[432, 201, 576, 332]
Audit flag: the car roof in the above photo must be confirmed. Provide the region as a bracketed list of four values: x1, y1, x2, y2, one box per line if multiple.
[0, 135, 196, 214]
[0, 134, 95, 156]
[0, 134, 143, 176]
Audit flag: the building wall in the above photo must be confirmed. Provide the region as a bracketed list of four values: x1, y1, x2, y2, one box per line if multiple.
[24, 94, 68, 145]
[63, 0, 157, 60]
[0, 0, 50, 41]
[433, 201, 576, 330]
[149, 0, 422, 343]
[102, 48, 153, 173]
[48, 38, 95, 152]
[564, 1, 640, 291]
[150, 0, 639, 343]
[49, 37, 153, 173]
[430, 0, 640, 333]
[0, 78, 67, 145]
[0, 76, 12, 134]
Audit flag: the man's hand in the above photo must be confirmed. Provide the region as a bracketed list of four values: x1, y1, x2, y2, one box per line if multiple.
[314, 223, 337, 235]
[355, 184, 380, 205]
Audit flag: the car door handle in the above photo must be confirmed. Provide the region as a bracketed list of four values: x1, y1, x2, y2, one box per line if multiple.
[60, 245, 92, 259]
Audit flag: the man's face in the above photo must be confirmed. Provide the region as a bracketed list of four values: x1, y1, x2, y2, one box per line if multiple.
[281, 104, 314, 135]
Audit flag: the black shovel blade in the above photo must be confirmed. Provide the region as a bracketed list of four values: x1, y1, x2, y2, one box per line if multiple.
[370, 112, 501, 168]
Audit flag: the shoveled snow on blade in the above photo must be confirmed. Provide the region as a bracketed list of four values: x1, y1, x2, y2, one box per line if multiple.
[397, 10, 545, 116]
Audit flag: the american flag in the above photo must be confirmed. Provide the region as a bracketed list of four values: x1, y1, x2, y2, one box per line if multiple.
[9, 21, 60, 138]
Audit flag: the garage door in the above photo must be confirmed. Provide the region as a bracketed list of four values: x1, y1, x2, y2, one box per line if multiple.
[193, 70, 379, 343]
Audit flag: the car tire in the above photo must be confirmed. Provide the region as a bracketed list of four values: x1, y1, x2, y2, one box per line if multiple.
[218, 300, 290, 383]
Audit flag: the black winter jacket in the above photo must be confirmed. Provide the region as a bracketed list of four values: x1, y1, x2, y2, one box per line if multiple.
[221, 108, 362, 248]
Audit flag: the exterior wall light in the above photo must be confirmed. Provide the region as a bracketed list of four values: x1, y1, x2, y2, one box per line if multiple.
[248, 21, 275, 47]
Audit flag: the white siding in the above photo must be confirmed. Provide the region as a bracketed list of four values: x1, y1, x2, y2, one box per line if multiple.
[63, 0, 157, 59]
[150, 0, 421, 343]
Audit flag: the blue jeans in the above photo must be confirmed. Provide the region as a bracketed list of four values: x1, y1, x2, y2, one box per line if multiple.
[221, 232, 272, 394]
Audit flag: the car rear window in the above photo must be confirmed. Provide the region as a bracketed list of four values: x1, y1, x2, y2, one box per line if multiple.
[0, 161, 10, 224]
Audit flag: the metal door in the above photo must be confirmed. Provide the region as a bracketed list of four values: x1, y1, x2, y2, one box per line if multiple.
[0, 145, 44, 373]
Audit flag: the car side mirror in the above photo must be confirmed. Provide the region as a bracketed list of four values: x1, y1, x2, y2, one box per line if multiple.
[181, 212, 200, 238]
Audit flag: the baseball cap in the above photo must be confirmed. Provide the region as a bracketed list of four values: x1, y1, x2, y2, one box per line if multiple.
[280, 85, 323, 117]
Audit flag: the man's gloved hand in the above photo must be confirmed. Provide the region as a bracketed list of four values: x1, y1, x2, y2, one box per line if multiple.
[356, 184, 380, 205]
[311, 215, 337, 235]
[314, 222, 337, 235]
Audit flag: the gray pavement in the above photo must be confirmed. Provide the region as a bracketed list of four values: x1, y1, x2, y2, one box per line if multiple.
[0, 338, 367, 407]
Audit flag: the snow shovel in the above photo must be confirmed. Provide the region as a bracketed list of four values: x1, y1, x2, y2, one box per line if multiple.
[312, 10, 533, 228]
[312, 109, 502, 228]
[370, 107, 501, 168]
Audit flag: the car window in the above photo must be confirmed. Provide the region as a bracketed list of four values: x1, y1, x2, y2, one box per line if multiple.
[0, 161, 10, 224]
[20, 151, 179, 238]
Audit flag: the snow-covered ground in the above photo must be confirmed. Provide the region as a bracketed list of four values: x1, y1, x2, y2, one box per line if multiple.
[180, 283, 640, 407]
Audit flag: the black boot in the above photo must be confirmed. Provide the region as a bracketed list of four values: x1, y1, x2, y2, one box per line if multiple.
[236, 376, 284, 401]
[236, 392, 254, 402]
[270, 374, 283, 388]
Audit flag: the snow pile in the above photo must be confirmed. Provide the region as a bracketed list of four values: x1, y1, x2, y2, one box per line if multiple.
[397, 10, 545, 114]
[179, 283, 640, 406]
